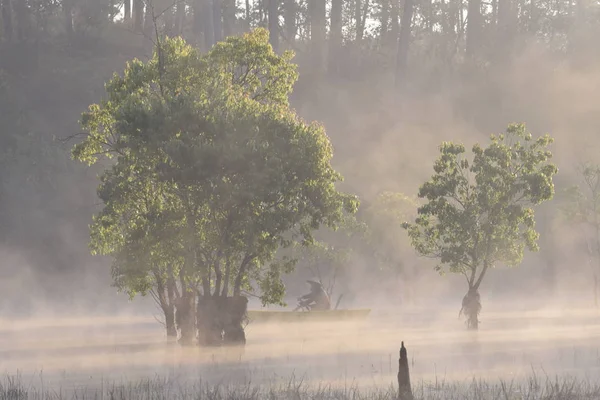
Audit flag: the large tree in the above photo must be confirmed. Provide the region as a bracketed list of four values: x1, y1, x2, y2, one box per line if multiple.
[403, 124, 557, 330]
[72, 28, 358, 346]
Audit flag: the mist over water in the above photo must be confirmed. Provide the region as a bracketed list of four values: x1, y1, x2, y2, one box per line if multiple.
[1, 301, 598, 395]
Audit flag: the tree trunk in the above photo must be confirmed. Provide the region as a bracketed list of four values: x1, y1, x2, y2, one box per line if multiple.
[222, 296, 248, 346]
[165, 305, 177, 337]
[1, 0, 13, 41]
[133, 0, 144, 33]
[144, 1, 154, 38]
[175, 0, 186, 36]
[308, 0, 325, 74]
[124, 0, 131, 21]
[284, 0, 295, 46]
[213, 0, 222, 43]
[268, 0, 279, 52]
[175, 292, 196, 346]
[196, 295, 223, 346]
[223, 0, 236, 37]
[202, 0, 215, 50]
[422, 0, 432, 32]
[389, 0, 399, 47]
[465, 0, 482, 57]
[166, 269, 178, 337]
[196, 295, 248, 347]
[245, 0, 251, 29]
[397, 342, 414, 400]
[328, 0, 342, 76]
[192, 0, 203, 44]
[380, 0, 389, 44]
[395, 0, 414, 90]
[163, 5, 174, 36]
[354, 0, 363, 41]
[496, 0, 517, 58]
[461, 288, 481, 330]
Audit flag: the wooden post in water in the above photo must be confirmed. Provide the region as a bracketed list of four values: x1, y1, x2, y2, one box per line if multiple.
[397, 341, 413, 400]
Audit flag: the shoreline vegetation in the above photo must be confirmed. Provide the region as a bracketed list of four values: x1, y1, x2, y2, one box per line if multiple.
[0, 373, 599, 400]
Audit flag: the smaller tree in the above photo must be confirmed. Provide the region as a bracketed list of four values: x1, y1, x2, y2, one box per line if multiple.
[403, 124, 558, 330]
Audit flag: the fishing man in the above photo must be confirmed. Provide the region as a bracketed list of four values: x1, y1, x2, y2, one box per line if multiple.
[297, 280, 331, 311]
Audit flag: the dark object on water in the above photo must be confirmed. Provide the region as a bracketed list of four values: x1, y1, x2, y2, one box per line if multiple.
[247, 308, 371, 323]
[459, 288, 481, 330]
[297, 279, 331, 311]
[398, 341, 413, 400]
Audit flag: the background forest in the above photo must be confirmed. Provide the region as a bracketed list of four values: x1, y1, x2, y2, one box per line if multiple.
[1, 0, 600, 318]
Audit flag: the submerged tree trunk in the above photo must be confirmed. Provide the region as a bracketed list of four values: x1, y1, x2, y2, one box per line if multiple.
[196, 295, 248, 347]
[222, 296, 248, 346]
[154, 270, 179, 339]
[461, 288, 481, 330]
[165, 305, 177, 337]
[175, 292, 196, 346]
[196, 295, 223, 346]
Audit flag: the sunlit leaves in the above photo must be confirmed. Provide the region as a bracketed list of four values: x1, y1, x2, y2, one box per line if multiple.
[404, 123, 558, 287]
[72, 28, 358, 305]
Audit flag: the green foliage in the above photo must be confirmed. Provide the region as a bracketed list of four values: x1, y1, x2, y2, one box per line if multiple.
[362, 191, 419, 271]
[287, 212, 367, 296]
[72, 28, 358, 306]
[560, 164, 600, 228]
[403, 123, 557, 289]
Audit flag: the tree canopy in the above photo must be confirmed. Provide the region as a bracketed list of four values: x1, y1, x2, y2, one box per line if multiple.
[72, 28, 358, 316]
[403, 124, 558, 329]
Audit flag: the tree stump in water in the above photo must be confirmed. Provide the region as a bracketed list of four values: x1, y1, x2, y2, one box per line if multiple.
[461, 288, 481, 330]
[165, 306, 177, 338]
[398, 341, 413, 400]
[222, 296, 248, 347]
[196, 295, 249, 347]
[196, 296, 224, 347]
[175, 295, 196, 347]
